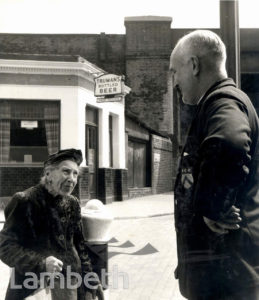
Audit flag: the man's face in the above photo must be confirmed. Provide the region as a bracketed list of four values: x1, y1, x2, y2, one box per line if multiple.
[48, 160, 79, 196]
[170, 48, 197, 105]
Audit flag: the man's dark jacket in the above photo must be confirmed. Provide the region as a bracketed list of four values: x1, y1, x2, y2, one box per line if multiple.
[174, 78, 259, 299]
[0, 184, 96, 300]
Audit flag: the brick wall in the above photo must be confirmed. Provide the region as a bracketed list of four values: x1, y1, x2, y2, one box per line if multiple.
[125, 57, 171, 133]
[0, 166, 43, 198]
[1, 27, 259, 144]
[151, 135, 173, 194]
[0, 20, 173, 136]
[124, 18, 173, 135]
[114, 169, 128, 201]
[125, 18, 172, 56]
[98, 168, 113, 204]
[0, 165, 90, 207]
[98, 168, 128, 204]
[0, 33, 126, 75]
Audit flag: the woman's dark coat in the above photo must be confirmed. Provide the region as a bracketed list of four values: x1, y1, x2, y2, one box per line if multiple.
[174, 78, 259, 299]
[0, 184, 95, 300]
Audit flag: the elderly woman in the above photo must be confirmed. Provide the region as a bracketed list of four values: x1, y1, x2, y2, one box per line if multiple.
[0, 149, 103, 300]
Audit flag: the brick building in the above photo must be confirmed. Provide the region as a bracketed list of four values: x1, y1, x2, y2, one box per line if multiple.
[0, 18, 259, 134]
[0, 16, 174, 137]
[0, 55, 131, 205]
[125, 114, 173, 199]
[0, 16, 259, 202]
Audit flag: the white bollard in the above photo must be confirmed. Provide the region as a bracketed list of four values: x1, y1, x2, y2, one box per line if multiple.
[81, 199, 114, 300]
[81, 199, 114, 243]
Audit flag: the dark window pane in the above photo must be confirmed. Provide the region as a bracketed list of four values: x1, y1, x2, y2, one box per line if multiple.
[0, 100, 60, 163]
[109, 115, 113, 167]
[86, 106, 98, 125]
[10, 120, 47, 146]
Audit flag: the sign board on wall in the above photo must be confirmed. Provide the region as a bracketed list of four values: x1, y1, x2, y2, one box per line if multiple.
[96, 96, 123, 103]
[94, 74, 123, 97]
[21, 120, 38, 129]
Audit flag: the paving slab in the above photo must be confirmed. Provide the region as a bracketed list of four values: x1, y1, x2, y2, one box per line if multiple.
[107, 214, 184, 300]
[105, 192, 174, 219]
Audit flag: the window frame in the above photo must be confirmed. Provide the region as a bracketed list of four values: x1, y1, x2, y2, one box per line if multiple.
[0, 99, 61, 166]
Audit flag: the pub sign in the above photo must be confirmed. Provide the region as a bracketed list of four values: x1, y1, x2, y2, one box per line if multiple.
[94, 74, 123, 97]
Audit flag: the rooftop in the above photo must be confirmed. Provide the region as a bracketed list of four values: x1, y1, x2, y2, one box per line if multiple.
[124, 16, 172, 23]
[0, 53, 84, 62]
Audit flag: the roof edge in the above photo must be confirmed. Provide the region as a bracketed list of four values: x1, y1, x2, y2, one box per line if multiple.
[124, 16, 172, 23]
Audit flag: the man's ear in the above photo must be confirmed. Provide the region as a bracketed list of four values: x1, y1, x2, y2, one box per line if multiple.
[190, 56, 200, 76]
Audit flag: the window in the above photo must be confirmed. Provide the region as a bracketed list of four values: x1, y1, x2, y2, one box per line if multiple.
[0, 100, 60, 163]
[85, 106, 98, 167]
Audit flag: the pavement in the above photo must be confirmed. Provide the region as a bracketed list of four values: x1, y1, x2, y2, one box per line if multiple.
[0, 192, 185, 300]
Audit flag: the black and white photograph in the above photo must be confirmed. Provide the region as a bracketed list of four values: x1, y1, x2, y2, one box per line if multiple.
[0, 0, 259, 299]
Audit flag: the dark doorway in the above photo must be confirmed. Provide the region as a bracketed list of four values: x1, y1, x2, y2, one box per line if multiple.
[128, 139, 150, 188]
[85, 106, 98, 199]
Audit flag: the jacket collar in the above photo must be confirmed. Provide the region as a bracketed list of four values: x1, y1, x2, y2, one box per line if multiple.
[198, 78, 236, 107]
[38, 184, 63, 204]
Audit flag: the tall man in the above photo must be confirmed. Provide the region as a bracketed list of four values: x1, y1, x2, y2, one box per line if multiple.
[0, 148, 103, 300]
[170, 30, 259, 299]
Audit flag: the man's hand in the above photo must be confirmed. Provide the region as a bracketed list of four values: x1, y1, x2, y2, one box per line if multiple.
[203, 205, 242, 234]
[45, 256, 63, 273]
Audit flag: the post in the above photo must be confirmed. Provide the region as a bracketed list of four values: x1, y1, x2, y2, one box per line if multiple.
[81, 199, 114, 299]
[220, 0, 240, 88]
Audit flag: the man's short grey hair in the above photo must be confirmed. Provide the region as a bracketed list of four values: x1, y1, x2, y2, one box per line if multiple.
[176, 30, 227, 68]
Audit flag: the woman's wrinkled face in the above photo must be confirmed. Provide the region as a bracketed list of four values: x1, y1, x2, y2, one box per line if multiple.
[46, 160, 79, 196]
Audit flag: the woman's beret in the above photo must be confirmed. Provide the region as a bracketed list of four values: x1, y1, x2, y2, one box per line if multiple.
[44, 148, 83, 167]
